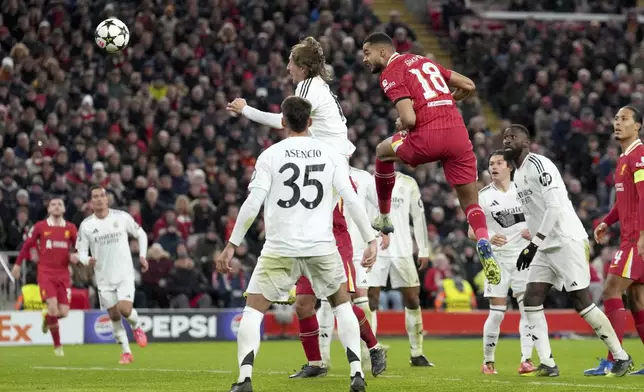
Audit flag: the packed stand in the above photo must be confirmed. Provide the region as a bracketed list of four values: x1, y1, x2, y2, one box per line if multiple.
[0, 0, 555, 310]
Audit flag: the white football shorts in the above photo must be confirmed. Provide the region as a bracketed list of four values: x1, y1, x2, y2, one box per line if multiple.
[484, 256, 528, 298]
[247, 251, 347, 302]
[528, 239, 590, 292]
[367, 256, 420, 289]
[98, 279, 135, 309]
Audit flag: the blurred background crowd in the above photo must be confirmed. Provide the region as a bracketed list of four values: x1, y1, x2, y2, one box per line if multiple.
[0, 0, 637, 311]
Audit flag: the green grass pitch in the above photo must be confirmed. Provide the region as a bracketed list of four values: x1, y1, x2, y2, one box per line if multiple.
[1, 338, 643, 391]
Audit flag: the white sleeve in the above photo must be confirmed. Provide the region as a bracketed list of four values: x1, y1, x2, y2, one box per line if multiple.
[228, 188, 268, 246]
[365, 175, 378, 210]
[76, 222, 91, 265]
[529, 158, 562, 240]
[295, 79, 321, 111]
[248, 153, 273, 192]
[334, 162, 376, 244]
[124, 213, 148, 258]
[478, 191, 496, 237]
[241, 105, 284, 129]
[409, 180, 430, 258]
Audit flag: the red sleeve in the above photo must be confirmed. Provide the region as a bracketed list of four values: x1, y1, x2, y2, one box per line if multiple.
[69, 223, 78, 249]
[601, 204, 619, 226]
[629, 149, 644, 231]
[381, 66, 411, 105]
[15, 223, 39, 266]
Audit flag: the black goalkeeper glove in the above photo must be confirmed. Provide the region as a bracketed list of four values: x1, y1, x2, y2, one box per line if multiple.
[516, 242, 539, 271]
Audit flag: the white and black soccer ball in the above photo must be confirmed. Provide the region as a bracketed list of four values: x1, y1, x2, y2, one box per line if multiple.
[95, 18, 130, 53]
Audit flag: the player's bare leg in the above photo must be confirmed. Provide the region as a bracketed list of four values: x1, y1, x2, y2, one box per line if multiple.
[627, 283, 644, 375]
[231, 293, 273, 392]
[373, 138, 400, 235]
[290, 293, 327, 378]
[400, 286, 432, 367]
[454, 183, 501, 285]
[327, 283, 365, 392]
[107, 305, 133, 364]
[43, 298, 65, 356]
[585, 274, 633, 375]
[566, 287, 633, 377]
[118, 300, 147, 348]
[521, 282, 559, 376]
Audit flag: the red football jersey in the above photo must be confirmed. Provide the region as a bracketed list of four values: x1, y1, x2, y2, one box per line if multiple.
[380, 53, 466, 131]
[614, 139, 644, 245]
[332, 176, 358, 236]
[15, 218, 78, 276]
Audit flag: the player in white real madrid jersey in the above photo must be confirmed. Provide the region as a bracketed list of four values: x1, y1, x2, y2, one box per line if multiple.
[217, 97, 377, 392]
[76, 186, 149, 364]
[503, 124, 633, 377]
[469, 150, 535, 375]
[364, 171, 433, 367]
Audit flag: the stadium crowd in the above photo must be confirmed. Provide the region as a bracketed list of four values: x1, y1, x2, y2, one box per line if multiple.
[0, 0, 633, 310]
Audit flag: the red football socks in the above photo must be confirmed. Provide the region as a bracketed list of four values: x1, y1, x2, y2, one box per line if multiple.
[46, 315, 61, 348]
[375, 159, 395, 215]
[465, 204, 489, 240]
[604, 298, 626, 361]
[352, 304, 378, 350]
[298, 315, 322, 362]
[632, 309, 644, 344]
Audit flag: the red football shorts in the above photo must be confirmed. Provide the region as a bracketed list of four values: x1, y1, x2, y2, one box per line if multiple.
[609, 245, 644, 283]
[39, 275, 71, 305]
[391, 126, 477, 186]
[295, 230, 356, 296]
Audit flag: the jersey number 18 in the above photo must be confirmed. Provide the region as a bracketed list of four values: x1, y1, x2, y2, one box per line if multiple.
[408, 62, 449, 100]
[277, 163, 326, 209]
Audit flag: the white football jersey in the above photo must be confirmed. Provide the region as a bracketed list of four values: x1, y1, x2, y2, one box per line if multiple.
[478, 182, 529, 258]
[249, 136, 355, 257]
[295, 76, 355, 157]
[378, 173, 430, 258]
[76, 209, 141, 286]
[346, 167, 378, 255]
[514, 153, 587, 250]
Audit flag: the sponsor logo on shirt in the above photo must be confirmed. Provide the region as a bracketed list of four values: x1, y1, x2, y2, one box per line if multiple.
[382, 80, 396, 93]
[636, 157, 644, 168]
[616, 183, 624, 192]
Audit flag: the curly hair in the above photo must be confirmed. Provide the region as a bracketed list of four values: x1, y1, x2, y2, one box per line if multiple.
[290, 36, 331, 81]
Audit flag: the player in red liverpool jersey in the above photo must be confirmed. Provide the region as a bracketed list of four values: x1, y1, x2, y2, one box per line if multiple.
[361, 32, 500, 285]
[588, 106, 644, 376]
[11, 198, 78, 356]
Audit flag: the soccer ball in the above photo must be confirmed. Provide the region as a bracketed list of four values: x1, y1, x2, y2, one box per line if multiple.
[95, 18, 130, 53]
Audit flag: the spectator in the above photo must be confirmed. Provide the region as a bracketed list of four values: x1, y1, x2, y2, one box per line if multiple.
[213, 257, 249, 308]
[165, 255, 212, 309]
[143, 243, 174, 308]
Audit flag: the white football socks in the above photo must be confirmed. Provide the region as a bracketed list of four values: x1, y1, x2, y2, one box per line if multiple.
[371, 310, 378, 336]
[317, 299, 334, 366]
[125, 308, 141, 330]
[237, 307, 264, 383]
[523, 305, 555, 367]
[483, 304, 506, 363]
[111, 319, 131, 354]
[579, 304, 629, 361]
[405, 307, 424, 357]
[333, 302, 362, 377]
[517, 296, 534, 362]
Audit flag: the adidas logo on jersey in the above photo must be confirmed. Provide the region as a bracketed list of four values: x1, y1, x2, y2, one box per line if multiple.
[490, 200, 499, 206]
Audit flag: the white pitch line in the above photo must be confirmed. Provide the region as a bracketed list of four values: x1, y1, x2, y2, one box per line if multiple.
[427, 376, 641, 390]
[30, 366, 403, 379]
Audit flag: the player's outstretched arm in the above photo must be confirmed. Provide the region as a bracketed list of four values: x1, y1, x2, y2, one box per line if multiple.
[228, 188, 268, 247]
[14, 224, 39, 268]
[334, 166, 376, 245]
[227, 98, 284, 129]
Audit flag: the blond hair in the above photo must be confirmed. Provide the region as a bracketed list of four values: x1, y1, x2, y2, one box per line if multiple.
[291, 36, 331, 81]
[175, 195, 192, 215]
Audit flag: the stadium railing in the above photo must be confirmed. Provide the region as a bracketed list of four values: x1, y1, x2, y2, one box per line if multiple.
[0, 251, 19, 311]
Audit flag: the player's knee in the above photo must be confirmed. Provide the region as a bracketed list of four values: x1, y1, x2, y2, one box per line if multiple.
[294, 298, 315, 319]
[570, 290, 593, 313]
[58, 308, 69, 318]
[522, 292, 543, 308]
[367, 293, 380, 311]
[118, 302, 133, 317]
[602, 283, 622, 301]
[402, 291, 420, 309]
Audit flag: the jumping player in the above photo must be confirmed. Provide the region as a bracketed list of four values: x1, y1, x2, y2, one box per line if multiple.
[586, 106, 644, 376]
[218, 96, 377, 392]
[12, 198, 77, 356]
[361, 32, 501, 286]
[503, 124, 633, 377]
[469, 151, 535, 375]
[227, 36, 385, 378]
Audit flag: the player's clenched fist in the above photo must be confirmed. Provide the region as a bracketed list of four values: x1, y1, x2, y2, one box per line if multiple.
[490, 234, 507, 247]
[226, 98, 247, 115]
[361, 240, 378, 272]
[594, 222, 609, 244]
